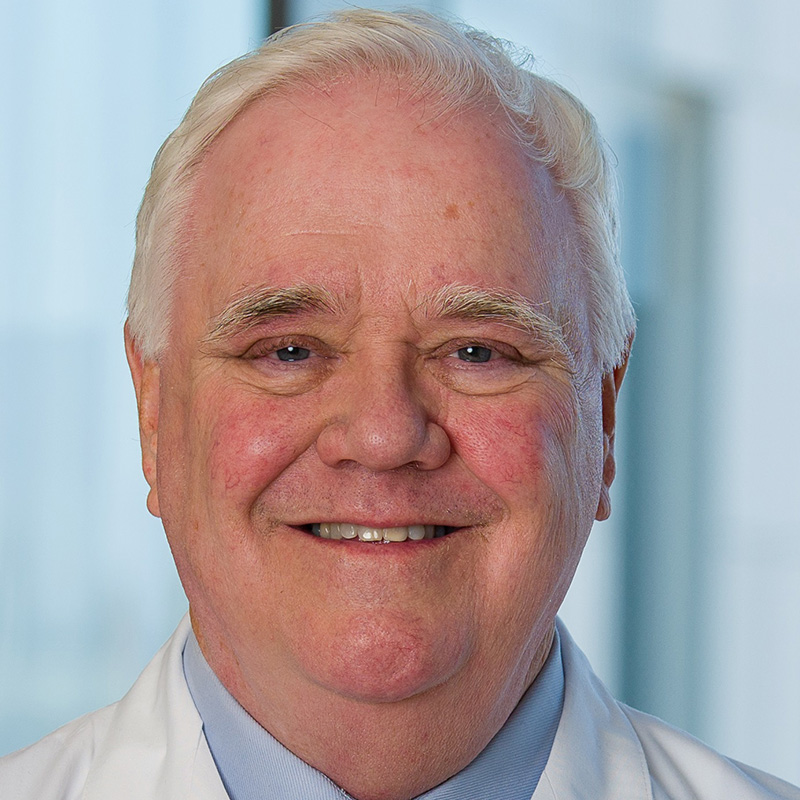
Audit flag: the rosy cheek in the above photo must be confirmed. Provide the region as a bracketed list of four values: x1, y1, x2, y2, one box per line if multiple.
[201, 393, 317, 498]
[447, 397, 572, 490]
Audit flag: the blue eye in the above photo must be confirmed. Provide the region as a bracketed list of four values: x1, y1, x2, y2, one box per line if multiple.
[275, 345, 310, 362]
[457, 345, 493, 363]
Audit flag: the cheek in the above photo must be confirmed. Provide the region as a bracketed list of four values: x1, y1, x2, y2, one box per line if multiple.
[193, 389, 320, 502]
[447, 391, 578, 495]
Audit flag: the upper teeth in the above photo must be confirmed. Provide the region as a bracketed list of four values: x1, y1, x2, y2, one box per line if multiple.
[311, 524, 449, 542]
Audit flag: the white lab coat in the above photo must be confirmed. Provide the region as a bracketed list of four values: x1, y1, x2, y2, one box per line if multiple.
[2, 616, 798, 800]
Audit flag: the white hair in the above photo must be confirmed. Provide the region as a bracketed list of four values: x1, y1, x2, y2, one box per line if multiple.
[127, 8, 635, 370]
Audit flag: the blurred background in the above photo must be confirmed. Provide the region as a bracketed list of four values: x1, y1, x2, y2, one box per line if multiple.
[2, 0, 799, 785]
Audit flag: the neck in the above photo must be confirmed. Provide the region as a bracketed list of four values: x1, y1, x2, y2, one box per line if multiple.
[194, 618, 556, 800]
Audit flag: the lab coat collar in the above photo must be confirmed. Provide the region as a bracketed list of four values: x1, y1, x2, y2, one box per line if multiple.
[81, 615, 228, 800]
[534, 620, 653, 800]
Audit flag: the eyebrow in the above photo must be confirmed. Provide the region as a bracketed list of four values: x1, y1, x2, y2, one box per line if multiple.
[204, 284, 339, 343]
[425, 284, 569, 355]
[204, 281, 570, 357]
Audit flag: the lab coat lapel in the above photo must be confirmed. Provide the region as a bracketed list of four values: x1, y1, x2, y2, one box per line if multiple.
[81, 616, 228, 800]
[533, 621, 654, 800]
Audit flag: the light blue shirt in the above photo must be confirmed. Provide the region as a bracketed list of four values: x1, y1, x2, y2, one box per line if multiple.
[184, 628, 563, 800]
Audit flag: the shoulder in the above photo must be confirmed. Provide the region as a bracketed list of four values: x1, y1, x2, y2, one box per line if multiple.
[547, 620, 800, 800]
[0, 705, 116, 800]
[620, 704, 800, 800]
[0, 616, 202, 800]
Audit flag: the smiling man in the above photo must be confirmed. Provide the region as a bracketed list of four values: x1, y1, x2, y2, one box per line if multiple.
[2, 9, 799, 800]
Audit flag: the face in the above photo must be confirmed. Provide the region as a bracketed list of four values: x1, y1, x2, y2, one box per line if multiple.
[128, 77, 621, 728]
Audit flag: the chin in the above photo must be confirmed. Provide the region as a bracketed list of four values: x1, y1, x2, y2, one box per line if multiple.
[298, 611, 473, 704]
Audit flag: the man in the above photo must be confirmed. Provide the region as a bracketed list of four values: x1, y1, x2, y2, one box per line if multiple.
[1, 8, 798, 800]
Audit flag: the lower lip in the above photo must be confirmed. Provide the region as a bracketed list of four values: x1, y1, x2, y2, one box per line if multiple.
[274, 527, 466, 572]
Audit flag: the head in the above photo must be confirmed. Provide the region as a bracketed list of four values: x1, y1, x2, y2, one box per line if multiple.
[125, 9, 634, 795]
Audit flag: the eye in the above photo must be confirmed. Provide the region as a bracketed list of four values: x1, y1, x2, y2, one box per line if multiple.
[428, 337, 540, 395]
[274, 345, 311, 362]
[456, 345, 493, 363]
[240, 338, 324, 365]
[236, 336, 334, 396]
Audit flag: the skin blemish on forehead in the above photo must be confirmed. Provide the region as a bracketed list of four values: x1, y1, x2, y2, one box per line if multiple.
[444, 203, 460, 220]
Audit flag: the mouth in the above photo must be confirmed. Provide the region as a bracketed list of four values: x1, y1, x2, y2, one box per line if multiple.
[303, 523, 459, 543]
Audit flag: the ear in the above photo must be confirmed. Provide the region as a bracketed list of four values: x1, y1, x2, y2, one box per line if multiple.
[595, 348, 630, 522]
[125, 322, 162, 518]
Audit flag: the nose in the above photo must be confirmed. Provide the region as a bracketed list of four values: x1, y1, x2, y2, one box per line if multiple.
[315, 360, 451, 472]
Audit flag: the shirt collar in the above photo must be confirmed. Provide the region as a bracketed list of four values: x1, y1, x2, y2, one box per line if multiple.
[183, 628, 563, 800]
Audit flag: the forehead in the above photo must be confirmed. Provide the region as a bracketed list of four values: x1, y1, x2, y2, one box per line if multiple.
[178, 75, 587, 339]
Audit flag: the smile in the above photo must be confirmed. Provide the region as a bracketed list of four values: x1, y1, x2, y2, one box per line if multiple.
[307, 524, 456, 542]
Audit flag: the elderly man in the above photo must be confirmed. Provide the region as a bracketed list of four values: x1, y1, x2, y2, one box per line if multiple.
[2, 9, 798, 800]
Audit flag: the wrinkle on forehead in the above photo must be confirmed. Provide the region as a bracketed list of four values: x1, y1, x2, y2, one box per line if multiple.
[281, 224, 384, 237]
